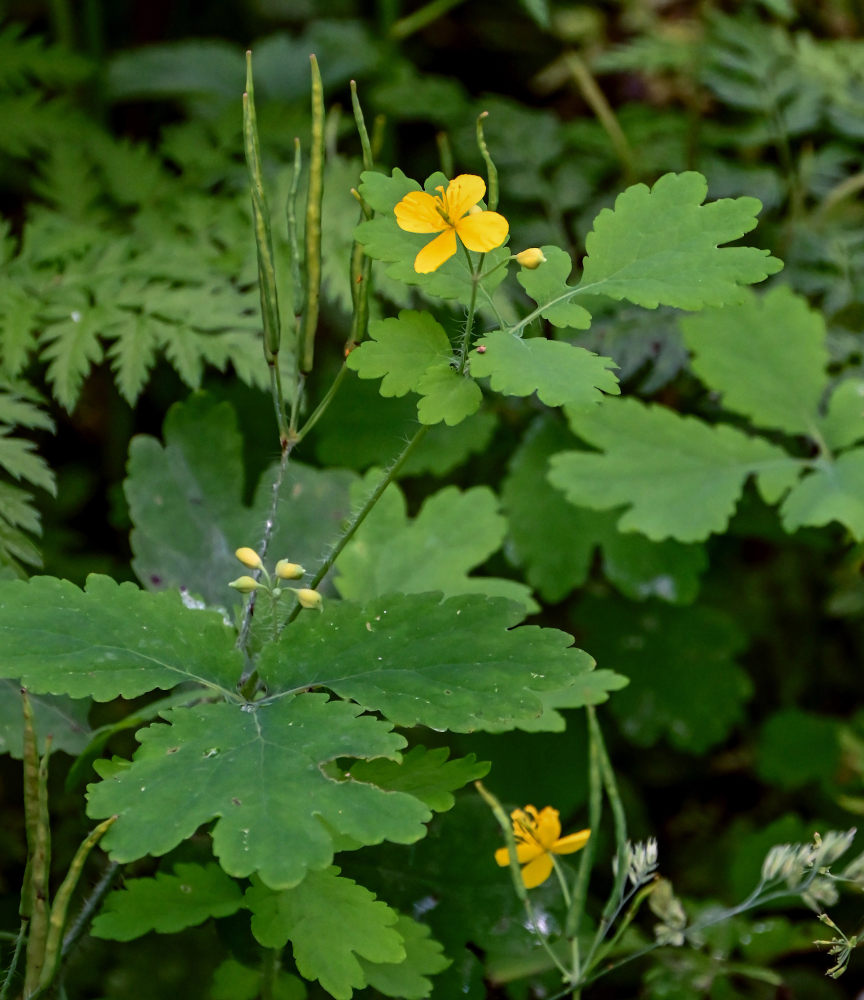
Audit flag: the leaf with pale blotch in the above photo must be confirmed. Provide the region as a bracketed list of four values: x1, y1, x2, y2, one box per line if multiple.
[503, 417, 706, 603]
[335, 478, 535, 611]
[415, 366, 482, 426]
[359, 915, 450, 999]
[345, 311, 452, 397]
[0, 574, 242, 699]
[126, 393, 355, 608]
[515, 246, 591, 328]
[681, 286, 827, 435]
[780, 449, 864, 539]
[91, 863, 243, 940]
[258, 592, 624, 733]
[580, 172, 782, 309]
[470, 331, 618, 408]
[550, 397, 801, 542]
[246, 867, 404, 1000]
[350, 747, 489, 812]
[86, 696, 431, 889]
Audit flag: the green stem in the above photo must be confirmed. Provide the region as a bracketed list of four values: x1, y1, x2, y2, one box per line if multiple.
[287, 137, 303, 345]
[261, 947, 282, 1000]
[37, 818, 117, 994]
[564, 53, 635, 181]
[236, 446, 293, 679]
[281, 424, 430, 629]
[568, 709, 602, 940]
[476, 112, 499, 210]
[350, 81, 374, 171]
[61, 861, 120, 961]
[390, 0, 469, 38]
[0, 920, 27, 1000]
[456, 246, 481, 374]
[295, 364, 348, 444]
[580, 707, 628, 977]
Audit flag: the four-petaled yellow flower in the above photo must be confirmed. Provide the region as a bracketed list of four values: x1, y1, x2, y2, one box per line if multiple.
[394, 174, 509, 274]
[495, 805, 590, 889]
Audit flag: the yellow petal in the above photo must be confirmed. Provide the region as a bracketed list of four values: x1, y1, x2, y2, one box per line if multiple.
[552, 828, 591, 856]
[455, 210, 509, 253]
[395, 190, 447, 234]
[444, 174, 486, 220]
[532, 807, 562, 849]
[414, 229, 457, 273]
[494, 842, 544, 867]
[520, 852, 554, 889]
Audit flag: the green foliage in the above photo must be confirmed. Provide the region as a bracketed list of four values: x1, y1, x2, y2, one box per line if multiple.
[258, 592, 624, 732]
[349, 746, 489, 812]
[757, 708, 841, 788]
[579, 172, 783, 309]
[91, 863, 244, 941]
[87, 696, 431, 888]
[335, 476, 536, 610]
[0, 682, 90, 757]
[469, 331, 619, 408]
[550, 397, 798, 541]
[0, 574, 242, 699]
[574, 596, 751, 753]
[247, 867, 405, 999]
[125, 394, 354, 607]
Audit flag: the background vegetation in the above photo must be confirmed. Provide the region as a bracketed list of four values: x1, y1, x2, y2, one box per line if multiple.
[2, 0, 864, 997]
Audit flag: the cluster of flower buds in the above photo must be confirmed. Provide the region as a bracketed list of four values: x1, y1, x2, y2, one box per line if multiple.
[229, 547, 323, 611]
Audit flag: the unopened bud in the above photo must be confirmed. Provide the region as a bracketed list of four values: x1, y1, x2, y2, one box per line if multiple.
[229, 575, 261, 594]
[275, 560, 306, 580]
[295, 588, 323, 611]
[467, 204, 483, 215]
[235, 547, 263, 570]
[513, 247, 546, 269]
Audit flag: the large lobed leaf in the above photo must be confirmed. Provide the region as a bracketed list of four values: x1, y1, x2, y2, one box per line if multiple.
[247, 867, 405, 1000]
[87, 695, 431, 889]
[335, 477, 535, 611]
[549, 397, 801, 541]
[469, 330, 619, 409]
[680, 285, 828, 436]
[258, 592, 626, 733]
[91, 862, 244, 941]
[0, 574, 242, 699]
[126, 393, 355, 607]
[503, 417, 707, 603]
[579, 172, 783, 309]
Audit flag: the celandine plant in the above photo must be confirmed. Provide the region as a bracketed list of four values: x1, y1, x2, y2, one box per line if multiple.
[3, 52, 864, 1000]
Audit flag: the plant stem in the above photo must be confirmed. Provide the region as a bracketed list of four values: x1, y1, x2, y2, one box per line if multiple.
[0, 920, 27, 1000]
[295, 364, 348, 444]
[301, 55, 325, 373]
[281, 424, 430, 629]
[564, 53, 635, 181]
[580, 706, 628, 977]
[61, 861, 120, 961]
[390, 0, 469, 39]
[261, 947, 282, 1000]
[457, 246, 481, 373]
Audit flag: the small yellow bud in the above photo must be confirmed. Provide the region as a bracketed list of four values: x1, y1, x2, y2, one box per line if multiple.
[295, 588, 323, 611]
[513, 247, 546, 269]
[467, 203, 483, 215]
[235, 547, 263, 570]
[275, 560, 306, 580]
[228, 575, 261, 594]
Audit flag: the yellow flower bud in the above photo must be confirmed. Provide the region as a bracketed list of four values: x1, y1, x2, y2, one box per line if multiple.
[235, 547, 263, 570]
[467, 203, 483, 215]
[295, 588, 323, 611]
[228, 575, 261, 594]
[275, 560, 306, 580]
[513, 247, 546, 269]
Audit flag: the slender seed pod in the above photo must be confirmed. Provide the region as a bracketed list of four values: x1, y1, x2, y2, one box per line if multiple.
[301, 54, 325, 373]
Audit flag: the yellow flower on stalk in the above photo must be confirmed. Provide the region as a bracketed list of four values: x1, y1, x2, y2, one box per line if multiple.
[494, 805, 590, 889]
[394, 174, 509, 274]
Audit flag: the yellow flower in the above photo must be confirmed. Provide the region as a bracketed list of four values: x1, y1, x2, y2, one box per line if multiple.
[494, 805, 590, 889]
[275, 560, 305, 580]
[294, 588, 323, 611]
[394, 174, 509, 274]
